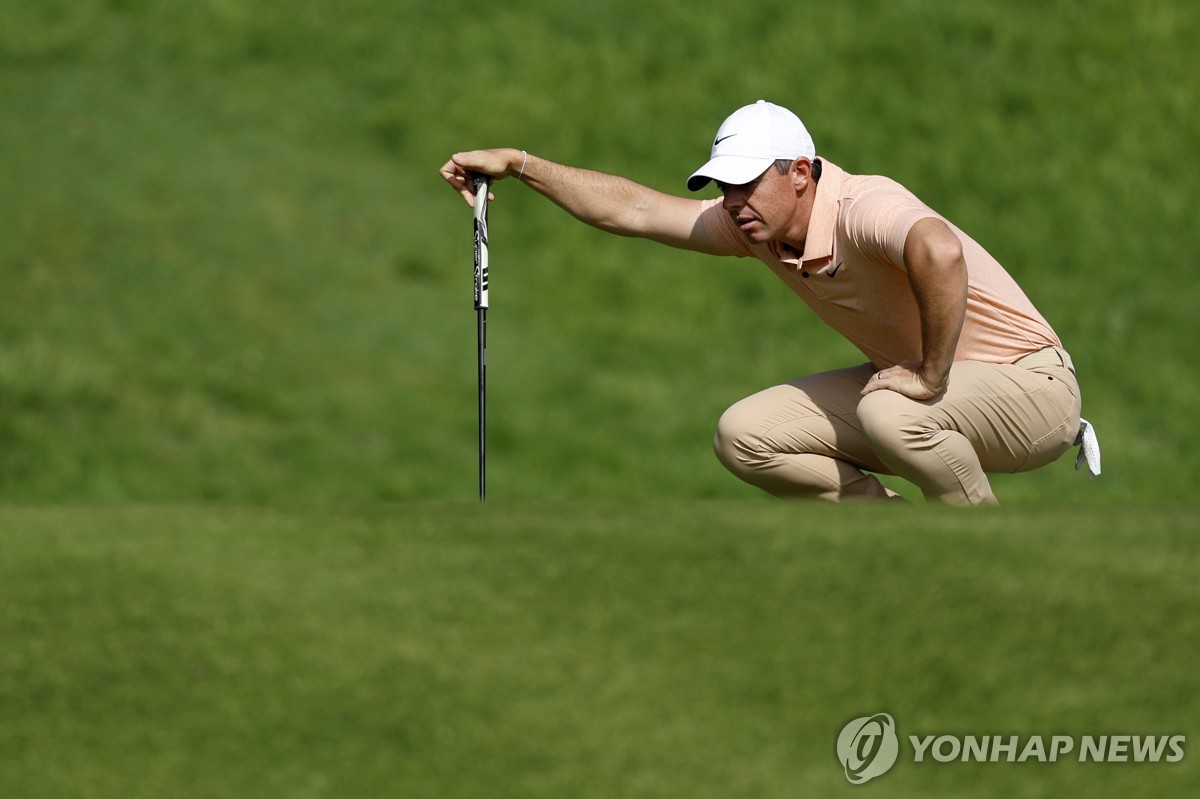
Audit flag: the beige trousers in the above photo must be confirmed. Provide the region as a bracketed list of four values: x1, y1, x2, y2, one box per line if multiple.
[713, 352, 1081, 505]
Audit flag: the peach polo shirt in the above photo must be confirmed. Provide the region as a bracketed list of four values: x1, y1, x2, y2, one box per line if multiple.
[700, 160, 1061, 368]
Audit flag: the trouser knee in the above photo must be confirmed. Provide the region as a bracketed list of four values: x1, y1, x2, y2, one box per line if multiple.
[713, 403, 762, 476]
[856, 390, 924, 455]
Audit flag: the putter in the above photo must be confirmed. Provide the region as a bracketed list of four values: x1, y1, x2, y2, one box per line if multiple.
[471, 173, 490, 501]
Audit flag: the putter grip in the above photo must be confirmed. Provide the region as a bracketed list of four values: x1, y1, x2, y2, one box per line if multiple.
[471, 173, 490, 310]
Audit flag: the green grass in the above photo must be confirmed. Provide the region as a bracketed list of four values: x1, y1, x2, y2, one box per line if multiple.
[2, 502, 1198, 798]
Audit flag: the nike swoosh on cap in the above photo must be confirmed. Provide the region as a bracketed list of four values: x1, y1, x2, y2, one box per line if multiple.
[713, 134, 738, 146]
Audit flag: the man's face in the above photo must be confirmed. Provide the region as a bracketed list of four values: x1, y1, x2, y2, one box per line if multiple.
[717, 161, 807, 246]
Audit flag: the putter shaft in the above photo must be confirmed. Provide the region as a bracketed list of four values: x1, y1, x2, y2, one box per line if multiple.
[472, 174, 490, 502]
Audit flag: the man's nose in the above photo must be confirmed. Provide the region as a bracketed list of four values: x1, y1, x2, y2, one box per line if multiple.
[722, 190, 745, 213]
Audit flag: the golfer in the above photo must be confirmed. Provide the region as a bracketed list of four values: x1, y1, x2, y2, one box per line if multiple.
[440, 100, 1095, 505]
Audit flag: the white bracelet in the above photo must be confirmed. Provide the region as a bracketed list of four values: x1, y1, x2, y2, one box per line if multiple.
[517, 150, 528, 180]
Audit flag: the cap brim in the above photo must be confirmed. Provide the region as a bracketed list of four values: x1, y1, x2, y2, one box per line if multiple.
[686, 155, 774, 192]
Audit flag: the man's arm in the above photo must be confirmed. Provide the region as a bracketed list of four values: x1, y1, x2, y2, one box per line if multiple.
[861, 217, 967, 399]
[439, 148, 721, 255]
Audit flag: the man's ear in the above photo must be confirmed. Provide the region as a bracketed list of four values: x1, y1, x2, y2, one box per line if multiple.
[791, 158, 813, 193]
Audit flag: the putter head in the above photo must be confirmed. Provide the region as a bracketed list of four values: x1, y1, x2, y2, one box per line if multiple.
[1074, 418, 1101, 479]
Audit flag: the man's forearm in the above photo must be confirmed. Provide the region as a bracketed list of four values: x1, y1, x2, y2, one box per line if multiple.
[905, 219, 968, 391]
[515, 151, 660, 237]
[914, 273, 966, 390]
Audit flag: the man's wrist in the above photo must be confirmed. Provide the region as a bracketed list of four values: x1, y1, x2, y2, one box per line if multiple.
[921, 364, 950, 393]
[508, 149, 529, 180]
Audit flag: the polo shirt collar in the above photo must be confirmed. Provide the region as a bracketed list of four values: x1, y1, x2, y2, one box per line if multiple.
[772, 159, 843, 265]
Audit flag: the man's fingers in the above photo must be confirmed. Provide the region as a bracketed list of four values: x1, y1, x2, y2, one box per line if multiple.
[439, 158, 480, 206]
[860, 373, 887, 397]
[859, 367, 939, 400]
[441, 151, 513, 206]
[860, 370, 885, 396]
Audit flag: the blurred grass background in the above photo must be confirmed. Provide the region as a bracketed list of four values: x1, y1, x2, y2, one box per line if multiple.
[2, 0, 1197, 503]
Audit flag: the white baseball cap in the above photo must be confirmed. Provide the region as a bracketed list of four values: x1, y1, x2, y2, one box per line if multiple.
[687, 100, 816, 191]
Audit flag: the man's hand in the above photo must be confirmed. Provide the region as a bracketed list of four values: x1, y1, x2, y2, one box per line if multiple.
[860, 360, 947, 401]
[439, 148, 523, 207]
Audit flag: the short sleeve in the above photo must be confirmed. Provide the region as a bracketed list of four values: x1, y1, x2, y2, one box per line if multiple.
[843, 186, 938, 271]
[698, 198, 754, 258]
